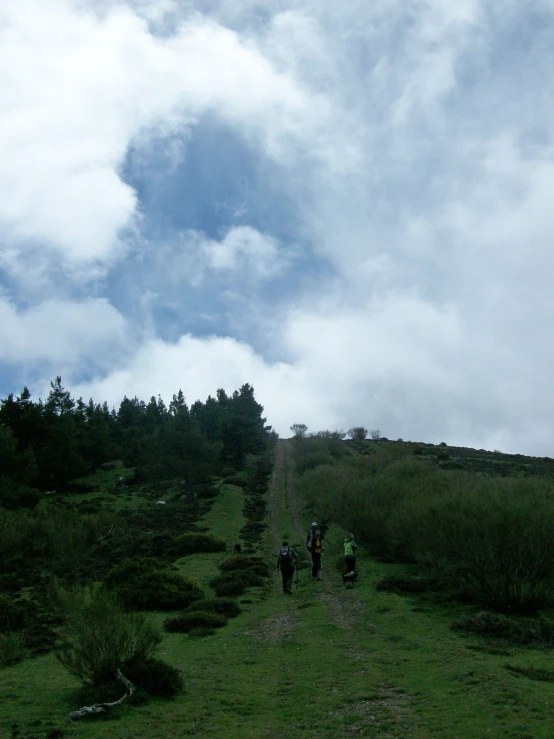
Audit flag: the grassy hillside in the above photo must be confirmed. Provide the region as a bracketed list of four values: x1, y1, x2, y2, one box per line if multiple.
[3, 441, 554, 738]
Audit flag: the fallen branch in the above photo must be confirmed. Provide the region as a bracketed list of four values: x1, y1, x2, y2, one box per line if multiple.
[69, 669, 134, 720]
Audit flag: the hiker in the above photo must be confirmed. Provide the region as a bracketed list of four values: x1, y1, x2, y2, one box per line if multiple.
[234, 543, 242, 554]
[308, 528, 324, 580]
[277, 540, 297, 594]
[344, 533, 358, 575]
[306, 521, 321, 548]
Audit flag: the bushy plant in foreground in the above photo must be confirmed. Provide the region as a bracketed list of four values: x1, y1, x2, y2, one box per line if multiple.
[53, 585, 161, 685]
[105, 557, 204, 610]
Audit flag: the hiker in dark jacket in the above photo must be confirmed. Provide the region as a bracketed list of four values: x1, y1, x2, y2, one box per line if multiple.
[344, 533, 358, 575]
[308, 528, 324, 580]
[277, 541, 298, 594]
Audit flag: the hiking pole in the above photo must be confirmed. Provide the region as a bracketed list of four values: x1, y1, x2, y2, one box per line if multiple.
[296, 566, 299, 590]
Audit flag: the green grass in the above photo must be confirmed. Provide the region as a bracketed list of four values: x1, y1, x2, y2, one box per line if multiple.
[4, 446, 554, 738]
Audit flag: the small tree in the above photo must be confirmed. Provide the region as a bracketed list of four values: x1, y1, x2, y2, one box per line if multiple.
[290, 424, 308, 439]
[348, 427, 368, 440]
[369, 429, 381, 440]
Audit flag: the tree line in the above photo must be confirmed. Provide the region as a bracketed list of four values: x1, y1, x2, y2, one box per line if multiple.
[0, 377, 273, 509]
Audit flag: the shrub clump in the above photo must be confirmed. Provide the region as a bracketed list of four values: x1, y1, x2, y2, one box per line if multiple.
[164, 611, 228, 633]
[210, 569, 266, 597]
[54, 585, 161, 685]
[0, 594, 29, 631]
[451, 611, 554, 648]
[0, 631, 27, 667]
[375, 575, 439, 593]
[171, 532, 226, 556]
[105, 557, 204, 611]
[185, 597, 242, 619]
[219, 556, 270, 576]
[125, 656, 183, 696]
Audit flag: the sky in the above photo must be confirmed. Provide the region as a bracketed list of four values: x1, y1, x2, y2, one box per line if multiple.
[2, 0, 554, 454]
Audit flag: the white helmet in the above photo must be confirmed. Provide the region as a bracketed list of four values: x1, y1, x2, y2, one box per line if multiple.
[311, 521, 318, 527]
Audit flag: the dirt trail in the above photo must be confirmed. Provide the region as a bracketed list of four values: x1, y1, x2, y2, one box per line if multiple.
[267, 441, 285, 553]
[280, 439, 365, 630]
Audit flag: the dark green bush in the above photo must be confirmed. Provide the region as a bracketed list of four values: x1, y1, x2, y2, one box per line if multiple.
[210, 569, 265, 597]
[195, 484, 220, 499]
[505, 664, 554, 682]
[451, 611, 554, 647]
[0, 594, 29, 631]
[164, 611, 228, 633]
[106, 557, 204, 611]
[171, 533, 226, 556]
[185, 597, 241, 618]
[0, 631, 27, 667]
[223, 475, 247, 487]
[125, 657, 183, 696]
[219, 556, 269, 575]
[210, 573, 246, 597]
[296, 452, 335, 475]
[375, 575, 438, 593]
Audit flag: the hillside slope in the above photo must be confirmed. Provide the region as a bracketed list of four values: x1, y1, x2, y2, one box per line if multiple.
[2, 441, 554, 738]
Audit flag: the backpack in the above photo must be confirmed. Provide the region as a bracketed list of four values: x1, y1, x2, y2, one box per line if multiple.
[312, 536, 322, 554]
[280, 546, 293, 563]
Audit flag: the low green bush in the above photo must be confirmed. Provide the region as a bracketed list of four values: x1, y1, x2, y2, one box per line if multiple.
[195, 484, 220, 499]
[375, 575, 439, 593]
[219, 556, 269, 575]
[222, 475, 247, 487]
[171, 533, 226, 556]
[210, 569, 266, 597]
[505, 664, 554, 682]
[185, 597, 241, 618]
[164, 611, 228, 633]
[125, 656, 184, 696]
[0, 594, 29, 631]
[451, 611, 554, 647]
[106, 557, 204, 611]
[0, 631, 27, 667]
[210, 573, 246, 597]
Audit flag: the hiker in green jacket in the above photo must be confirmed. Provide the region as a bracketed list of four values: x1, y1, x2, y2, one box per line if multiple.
[344, 533, 358, 575]
[277, 541, 298, 594]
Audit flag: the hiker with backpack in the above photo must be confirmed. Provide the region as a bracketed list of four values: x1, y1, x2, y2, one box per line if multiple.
[277, 541, 297, 594]
[307, 527, 324, 580]
[344, 533, 358, 575]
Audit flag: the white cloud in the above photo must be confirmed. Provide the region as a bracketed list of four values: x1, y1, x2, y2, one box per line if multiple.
[0, 297, 128, 365]
[0, 0, 355, 281]
[200, 226, 285, 280]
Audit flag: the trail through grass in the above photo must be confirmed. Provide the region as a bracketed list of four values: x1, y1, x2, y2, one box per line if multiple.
[3, 442, 554, 737]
